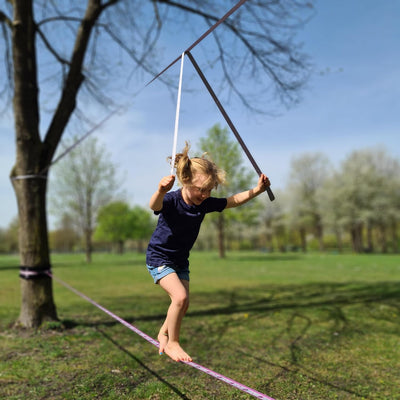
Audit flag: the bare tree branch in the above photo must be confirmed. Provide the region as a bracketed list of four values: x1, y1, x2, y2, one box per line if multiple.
[43, 0, 105, 164]
[0, 9, 13, 110]
[36, 24, 70, 65]
[153, 0, 311, 108]
[0, 10, 12, 27]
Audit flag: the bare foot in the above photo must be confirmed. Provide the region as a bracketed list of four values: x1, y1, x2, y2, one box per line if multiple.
[164, 341, 192, 362]
[158, 331, 169, 355]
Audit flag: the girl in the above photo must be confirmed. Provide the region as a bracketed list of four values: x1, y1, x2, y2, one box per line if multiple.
[146, 143, 270, 362]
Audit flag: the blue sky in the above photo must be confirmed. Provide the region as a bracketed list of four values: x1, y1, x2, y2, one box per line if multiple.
[1, 0, 399, 229]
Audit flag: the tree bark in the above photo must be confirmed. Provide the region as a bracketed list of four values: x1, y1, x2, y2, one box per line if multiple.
[11, 1, 58, 327]
[18, 276, 58, 328]
[11, 177, 58, 327]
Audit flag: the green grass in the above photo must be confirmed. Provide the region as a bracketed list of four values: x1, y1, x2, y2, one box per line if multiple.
[1, 251, 400, 399]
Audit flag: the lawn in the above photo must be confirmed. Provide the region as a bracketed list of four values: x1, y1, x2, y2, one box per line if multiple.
[1, 251, 399, 399]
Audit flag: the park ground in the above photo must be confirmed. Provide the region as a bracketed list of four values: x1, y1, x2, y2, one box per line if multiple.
[1, 251, 399, 400]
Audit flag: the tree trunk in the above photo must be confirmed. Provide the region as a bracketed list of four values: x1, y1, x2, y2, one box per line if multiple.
[379, 224, 388, 254]
[314, 214, 324, 251]
[317, 224, 324, 251]
[350, 223, 363, 253]
[391, 220, 398, 253]
[366, 221, 374, 253]
[217, 213, 226, 258]
[11, 1, 58, 328]
[85, 227, 92, 263]
[117, 240, 124, 254]
[299, 227, 307, 252]
[334, 228, 343, 253]
[12, 177, 58, 327]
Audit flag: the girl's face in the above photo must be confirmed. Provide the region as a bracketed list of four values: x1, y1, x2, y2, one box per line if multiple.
[182, 173, 213, 206]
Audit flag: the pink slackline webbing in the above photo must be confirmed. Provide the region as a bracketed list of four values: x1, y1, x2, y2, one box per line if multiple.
[48, 272, 275, 400]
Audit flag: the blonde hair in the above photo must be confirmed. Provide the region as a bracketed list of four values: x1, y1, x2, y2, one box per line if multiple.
[169, 142, 226, 189]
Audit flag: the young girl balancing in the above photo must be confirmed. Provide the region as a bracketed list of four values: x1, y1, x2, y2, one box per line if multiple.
[146, 143, 271, 362]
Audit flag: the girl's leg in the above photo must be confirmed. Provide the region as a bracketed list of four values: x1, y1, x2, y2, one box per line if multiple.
[157, 319, 169, 355]
[158, 273, 191, 362]
[158, 288, 190, 355]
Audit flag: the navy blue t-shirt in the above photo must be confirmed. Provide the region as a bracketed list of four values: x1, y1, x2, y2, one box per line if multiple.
[146, 189, 227, 268]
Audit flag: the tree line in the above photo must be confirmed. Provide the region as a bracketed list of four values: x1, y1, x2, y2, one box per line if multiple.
[2, 130, 398, 256]
[198, 145, 400, 254]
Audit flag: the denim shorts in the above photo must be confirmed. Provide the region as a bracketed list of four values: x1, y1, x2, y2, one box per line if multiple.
[146, 264, 190, 284]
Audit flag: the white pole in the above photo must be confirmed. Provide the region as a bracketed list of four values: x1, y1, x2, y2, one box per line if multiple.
[170, 52, 185, 175]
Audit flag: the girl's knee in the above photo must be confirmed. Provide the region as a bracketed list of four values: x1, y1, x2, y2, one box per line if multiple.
[172, 292, 189, 309]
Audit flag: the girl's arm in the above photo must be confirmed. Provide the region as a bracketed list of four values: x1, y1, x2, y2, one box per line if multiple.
[225, 174, 270, 209]
[149, 175, 175, 211]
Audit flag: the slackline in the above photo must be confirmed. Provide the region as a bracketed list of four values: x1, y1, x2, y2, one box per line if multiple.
[48, 271, 275, 400]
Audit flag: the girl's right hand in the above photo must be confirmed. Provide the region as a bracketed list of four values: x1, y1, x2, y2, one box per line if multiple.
[159, 175, 175, 193]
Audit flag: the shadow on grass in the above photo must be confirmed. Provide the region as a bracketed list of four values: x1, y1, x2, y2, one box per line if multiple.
[227, 253, 303, 262]
[51, 258, 145, 269]
[55, 280, 399, 399]
[238, 349, 372, 400]
[62, 281, 400, 329]
[123, 280, 400, 322]
[95, 328, 191, 400]
[0, 256, 145, 272]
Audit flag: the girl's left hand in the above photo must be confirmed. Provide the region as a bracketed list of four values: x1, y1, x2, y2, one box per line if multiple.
[257, 174, 270, 192]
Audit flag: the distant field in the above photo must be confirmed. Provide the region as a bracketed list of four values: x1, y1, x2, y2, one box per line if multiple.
[1, 251, 399, 399]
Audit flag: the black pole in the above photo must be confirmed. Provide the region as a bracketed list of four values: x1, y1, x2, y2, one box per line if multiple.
[145, 0, 249, 87]
[186, 51, 275, 201]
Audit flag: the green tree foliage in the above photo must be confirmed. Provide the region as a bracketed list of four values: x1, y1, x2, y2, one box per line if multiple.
[321, 148, 400, 253]
[129, 205, 156, 252]
[254, 146, 400, 254]
[197, 123, 255, 257]
[273, 146, 400, 254]
[287, 152, 332, 251]
[95, 202, 131, 253]
[95, 202, 155, 253]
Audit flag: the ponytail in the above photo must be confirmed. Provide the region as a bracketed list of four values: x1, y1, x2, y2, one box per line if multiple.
[169, 142, 192, 184]
[169, 141, 226, 188]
